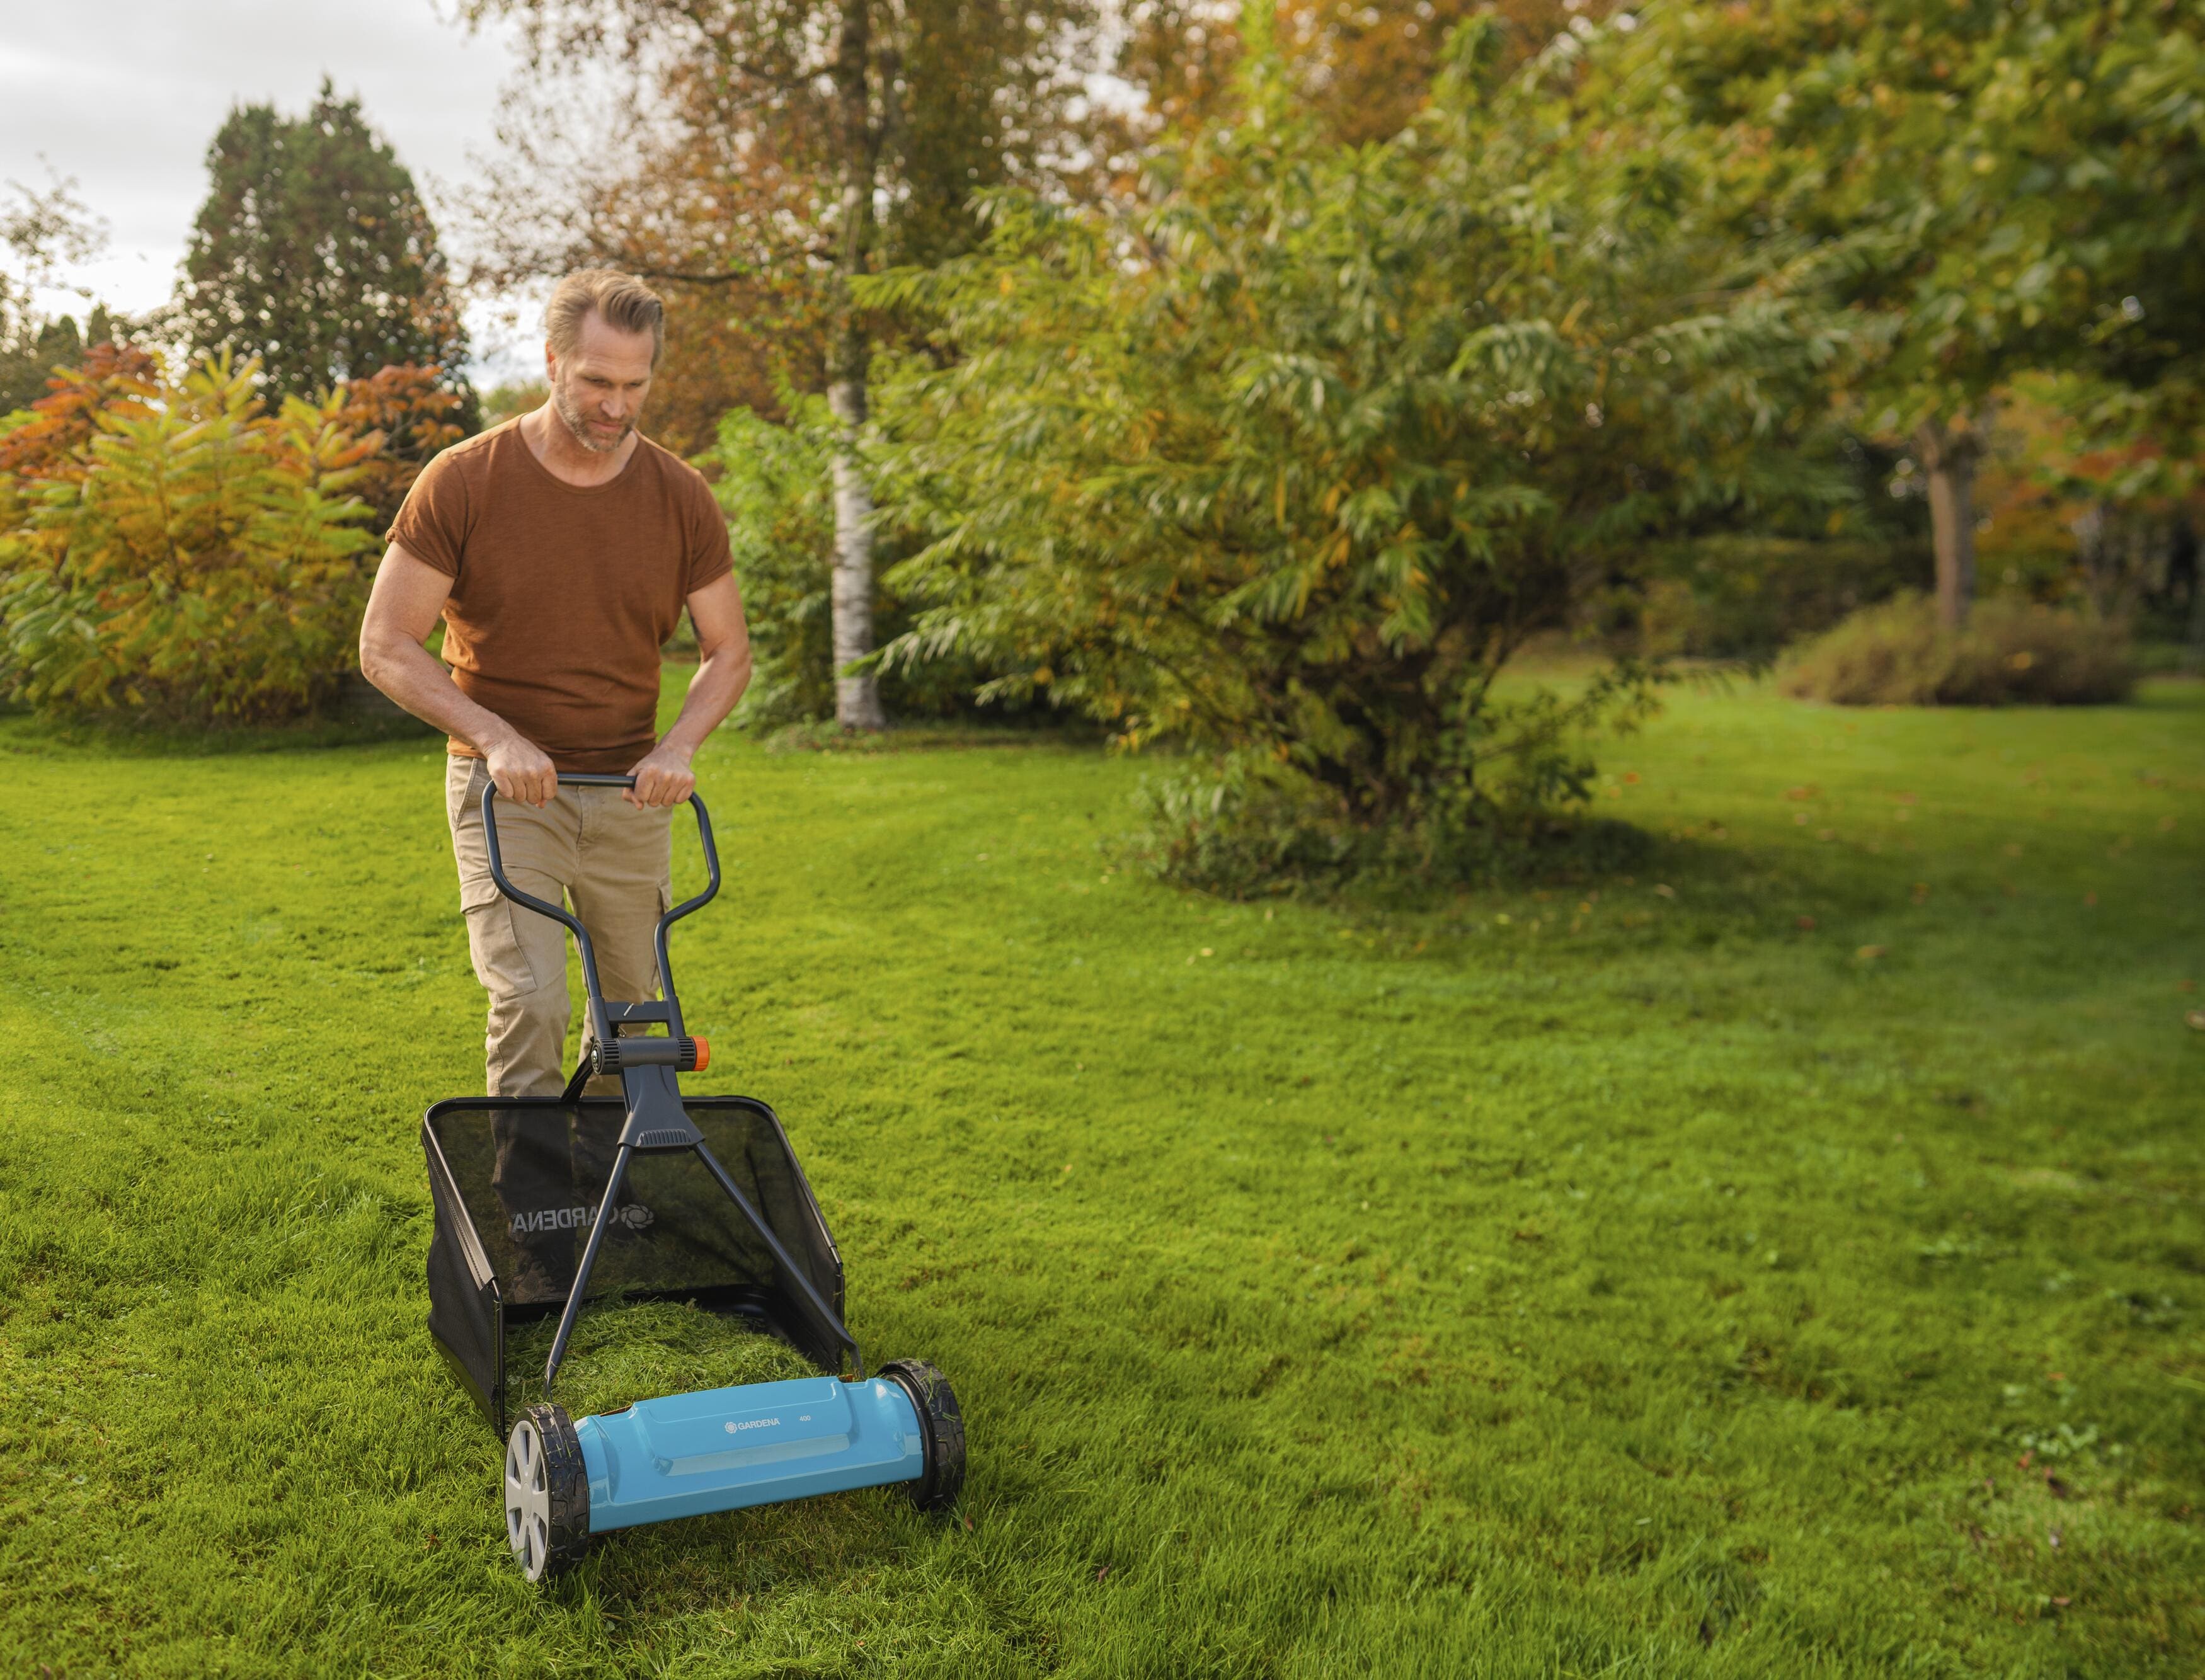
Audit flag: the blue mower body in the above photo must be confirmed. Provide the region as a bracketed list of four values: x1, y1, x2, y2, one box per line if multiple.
[578, 1375, 925, 1533]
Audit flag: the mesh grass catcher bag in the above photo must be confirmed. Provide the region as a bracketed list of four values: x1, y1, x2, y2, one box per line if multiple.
[421, 774, 965, 1580]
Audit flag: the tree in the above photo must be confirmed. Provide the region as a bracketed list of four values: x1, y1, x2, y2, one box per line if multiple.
[462, 0, 1111, 729]
[0, 175, 111, 414]
[862, 17, 1845, 884]
[178, 84, 471, 408]
[1123, 0, 1600, 145]
[1583, 1, 2205, 626]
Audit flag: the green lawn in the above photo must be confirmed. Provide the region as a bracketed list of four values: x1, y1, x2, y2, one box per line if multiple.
[1, 677, 2200, 1677]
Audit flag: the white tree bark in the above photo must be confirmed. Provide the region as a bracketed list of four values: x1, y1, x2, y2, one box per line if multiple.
[827, 376, 885, 730]
[825, 0, 885, 732]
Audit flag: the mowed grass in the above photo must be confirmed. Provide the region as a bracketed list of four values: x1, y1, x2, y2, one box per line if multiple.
[1, 675, 2200, 1678]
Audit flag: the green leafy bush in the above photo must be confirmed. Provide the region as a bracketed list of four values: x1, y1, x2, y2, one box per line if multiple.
[0, 357, 377, 724]
[701, 397, 1031, 731]
[1778, 593, 2134, 707]
[862, 24, 1845, 888]
[1629, 536, 1933, 661]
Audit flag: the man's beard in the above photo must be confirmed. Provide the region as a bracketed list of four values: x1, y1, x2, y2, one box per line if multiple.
[553, 384, 633, 455]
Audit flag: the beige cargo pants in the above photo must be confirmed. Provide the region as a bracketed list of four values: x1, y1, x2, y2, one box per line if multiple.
[445, 755, 673, 1098]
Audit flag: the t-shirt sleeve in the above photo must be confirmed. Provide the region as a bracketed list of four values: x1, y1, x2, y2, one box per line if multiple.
[681, 469, 735, 595]
[385, 446, 471, 579]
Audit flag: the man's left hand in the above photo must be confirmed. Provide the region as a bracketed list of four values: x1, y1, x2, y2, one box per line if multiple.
[626, 742, 696, 808]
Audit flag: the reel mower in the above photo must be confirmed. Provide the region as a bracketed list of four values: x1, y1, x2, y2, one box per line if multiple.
[421, 772, 964, 1580]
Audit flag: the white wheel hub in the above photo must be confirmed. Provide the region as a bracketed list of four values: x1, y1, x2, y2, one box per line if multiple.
[504, 1418, 554, 1581]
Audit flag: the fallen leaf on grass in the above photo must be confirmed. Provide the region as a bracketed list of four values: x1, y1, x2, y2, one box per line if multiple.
[1654, 884, 1676, 899]
[2051, 1596, 2070, 1609]
[1796, 915, 1817, 931]
[1094, 1565, 1111, 1582]
[1856, 945, 1887, 961]
[2083, 893, 2098, 908]
[2185, 1010, 2205, 1032]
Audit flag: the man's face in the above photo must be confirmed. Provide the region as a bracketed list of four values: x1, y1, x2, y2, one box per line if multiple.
[546, 311, 656, 454]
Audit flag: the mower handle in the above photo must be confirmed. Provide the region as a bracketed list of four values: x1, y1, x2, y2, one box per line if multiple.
[478, 772, 722, 1053]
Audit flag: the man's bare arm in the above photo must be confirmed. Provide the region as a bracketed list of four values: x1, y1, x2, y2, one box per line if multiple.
[358, 544, 558, 806]
[626, 571, 754, 808]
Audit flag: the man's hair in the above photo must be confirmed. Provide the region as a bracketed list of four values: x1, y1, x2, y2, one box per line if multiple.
[546, 269, 665, 366]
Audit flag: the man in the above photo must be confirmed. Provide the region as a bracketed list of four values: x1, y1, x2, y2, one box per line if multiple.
[360, 270, 750, 1286]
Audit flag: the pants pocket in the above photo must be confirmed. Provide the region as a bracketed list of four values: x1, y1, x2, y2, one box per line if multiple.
[464, 896, 546, 996]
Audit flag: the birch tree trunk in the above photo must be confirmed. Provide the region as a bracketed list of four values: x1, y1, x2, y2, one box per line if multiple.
[828, 0, 886, 731]
[1914, 415, 1982, 632]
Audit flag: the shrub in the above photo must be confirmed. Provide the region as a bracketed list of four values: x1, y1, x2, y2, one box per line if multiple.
[0, 356, 378, 724]
[1778, 593, 2134, 707]
[1630, 536, 1933, 661]
[1134, 752, 1654, 898]
[0, 341, 160, 482]
[862, 25, 1845, 888]
[331, 362, 470, 532]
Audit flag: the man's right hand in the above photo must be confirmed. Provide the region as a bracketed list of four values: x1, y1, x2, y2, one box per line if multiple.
[484, 730, 558, 807]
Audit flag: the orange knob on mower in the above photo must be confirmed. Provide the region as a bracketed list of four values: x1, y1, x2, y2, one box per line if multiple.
[686, 1036, 711, 1073]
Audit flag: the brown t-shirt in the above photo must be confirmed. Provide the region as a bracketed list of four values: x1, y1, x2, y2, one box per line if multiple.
[387, 421, 731, 774]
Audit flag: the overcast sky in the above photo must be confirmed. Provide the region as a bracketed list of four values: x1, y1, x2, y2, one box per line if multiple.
[1, 0, 539, 379]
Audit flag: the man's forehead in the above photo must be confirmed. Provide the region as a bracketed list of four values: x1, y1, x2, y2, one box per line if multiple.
[559, 312, 656, 377]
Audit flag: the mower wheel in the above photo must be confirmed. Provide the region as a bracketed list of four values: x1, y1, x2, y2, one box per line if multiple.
[505, 1403, 590, 1581]
[882, 1359, 966, 1513]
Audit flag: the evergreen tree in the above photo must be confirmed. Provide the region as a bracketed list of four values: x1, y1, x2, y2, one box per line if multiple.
[179, 83, 471, 406]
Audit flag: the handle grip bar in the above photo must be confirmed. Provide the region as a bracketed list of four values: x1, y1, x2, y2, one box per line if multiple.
[478, 772, 721, 1052]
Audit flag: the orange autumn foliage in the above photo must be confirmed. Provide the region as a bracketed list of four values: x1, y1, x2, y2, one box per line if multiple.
[0, 342, 161, 486]
[329, 362, 471, 532]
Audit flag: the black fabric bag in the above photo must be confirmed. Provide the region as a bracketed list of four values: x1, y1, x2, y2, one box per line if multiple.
[423, 1094, 845, 1437]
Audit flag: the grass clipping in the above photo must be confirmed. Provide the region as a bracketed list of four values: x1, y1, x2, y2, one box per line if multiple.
[504, 1300, 823, 1420]
[1779, 591, 2133, 706]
